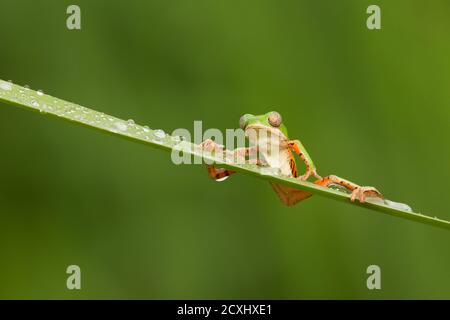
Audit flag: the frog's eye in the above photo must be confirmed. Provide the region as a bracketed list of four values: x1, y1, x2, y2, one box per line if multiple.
[268, 112, 282, 127]
[239, 115, 247, 129]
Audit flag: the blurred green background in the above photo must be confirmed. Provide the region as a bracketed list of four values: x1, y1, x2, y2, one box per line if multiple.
[0, 0, 449, 299]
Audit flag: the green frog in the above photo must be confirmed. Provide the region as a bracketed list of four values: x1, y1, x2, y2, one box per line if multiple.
[200, 111, 382, 206]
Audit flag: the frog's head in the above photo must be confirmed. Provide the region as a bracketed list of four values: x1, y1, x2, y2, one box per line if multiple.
[239, 111, 288, 138]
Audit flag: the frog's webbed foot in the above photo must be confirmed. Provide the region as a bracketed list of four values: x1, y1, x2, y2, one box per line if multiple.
[271, 183, 312, 206]
[350, 186, 383, 203]
[206, 165, 236, 181]
[199, 139, 234, 181]
[314, 175, 383, 203]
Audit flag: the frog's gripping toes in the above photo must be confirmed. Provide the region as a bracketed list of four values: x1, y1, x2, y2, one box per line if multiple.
[199, 111, 383, 205]
[314, 175, 383, 203]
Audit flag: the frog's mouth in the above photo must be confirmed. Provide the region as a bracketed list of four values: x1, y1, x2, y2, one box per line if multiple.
[244, 123, 287, 140]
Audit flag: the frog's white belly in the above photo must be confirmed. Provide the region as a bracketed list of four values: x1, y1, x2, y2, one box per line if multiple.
[255, 135, 293, 177]
[263, 148, 293, 177]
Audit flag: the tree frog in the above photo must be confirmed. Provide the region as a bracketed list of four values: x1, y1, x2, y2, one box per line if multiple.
[200, 111, 382, 206]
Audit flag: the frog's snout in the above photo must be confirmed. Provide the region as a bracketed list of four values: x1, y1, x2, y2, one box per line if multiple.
[239, 114, 252, 129]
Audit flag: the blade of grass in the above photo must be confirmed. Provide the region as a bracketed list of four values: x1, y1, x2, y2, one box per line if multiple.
[1, 79, 449, 231]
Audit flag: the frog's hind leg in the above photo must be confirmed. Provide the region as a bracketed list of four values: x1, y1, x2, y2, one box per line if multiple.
[270, 183, 312, 206]
[207, 165, 236, 181]
[287, 140, 322, 181]
[314, 175, 382, 203]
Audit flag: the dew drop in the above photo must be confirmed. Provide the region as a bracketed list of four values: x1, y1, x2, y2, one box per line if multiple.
[114, 122, 128, 131]
[0, 80, 12, 91]
[37, 90, 44, 96]
[173, 135, 188, 142]
[31, 100, 40, 107]
[143, 126, 150, 133]
[40, 103, 49, 113]
[127, 119, 135, 125]
[154, 129, 166, 139]
[327, 183, 351, 194]
[215, 176, 229, 182]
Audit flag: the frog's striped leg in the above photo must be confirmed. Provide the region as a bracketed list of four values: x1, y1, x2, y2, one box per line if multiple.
[314, 175, 382, 203]
[288, 140, 322, 181]
[270, 182, 312, 206]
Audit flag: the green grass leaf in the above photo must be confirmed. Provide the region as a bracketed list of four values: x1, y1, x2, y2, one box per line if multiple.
[1, 79, 449, 231]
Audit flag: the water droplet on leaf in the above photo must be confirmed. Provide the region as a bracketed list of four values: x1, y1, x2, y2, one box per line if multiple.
[327, 183, 351, 194]
[0, 80, 12, 91]
[154, 129, 166, 139]
[215, 176, 229, 182]
[114, 122, 128, 132]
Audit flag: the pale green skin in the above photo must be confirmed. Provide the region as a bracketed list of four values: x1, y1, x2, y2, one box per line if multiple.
[240, 112, 289, 137]
[240, 111, 317, 177]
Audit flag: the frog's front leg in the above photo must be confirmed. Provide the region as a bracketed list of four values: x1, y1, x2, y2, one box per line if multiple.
[314, 175, 383, 203]
[199, 139, 259, 181]
[199, 138, 225, 153]
[288, 140, 322, 180]
[199, 139, 258, 160]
